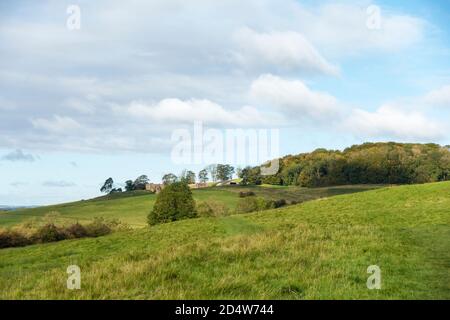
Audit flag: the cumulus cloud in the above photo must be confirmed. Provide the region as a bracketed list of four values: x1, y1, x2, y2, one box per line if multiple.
[423, 85, 450, 107]
[0, 0, 435, 155]
[125, 98, 282, 127]
[31, 115, 82, 133]
[64, 96, 98, 115]
[233, 27, 338, 75]
[345, 104, 445, 140]
[249, 74, 341, 121]
[296, 3, 425, 56]
[42, 180, 76, 187]
[1, 149, 36, 162]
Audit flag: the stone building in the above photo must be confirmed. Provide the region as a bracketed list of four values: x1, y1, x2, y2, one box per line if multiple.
[145, 183, 165, 193]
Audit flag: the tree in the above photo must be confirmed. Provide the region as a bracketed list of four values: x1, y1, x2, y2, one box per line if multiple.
[133, 175, 149, 190]
[185, 170, 196, 184]
[100, 178, 114, 194]
[124, 180, 134, 192]
[147, 182, 197, 226]
[205, 164, 218, 182]
[198, 169, 209, 183]
[179, 170, 196, 184]
[242, 142, 450, 187]
[239, 166, 261, 185]
[235, 167, 243, 179]
[162, 173, 178, 185]
[216, 164, 234, 181]
[239, 167, 250, 185]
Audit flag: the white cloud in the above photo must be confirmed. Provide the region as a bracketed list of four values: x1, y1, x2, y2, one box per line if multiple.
[31, 115, 82, 133]
[0, 0, 437, 155]
[423, 85, 450, 107]
[296, 3, 425, 56]
[345, 104, 445, 140]
[249, 74, 341, 121]
[233, 27, 338, 75]
[65, 96, 98, 115]
[126, 98, 281, 127]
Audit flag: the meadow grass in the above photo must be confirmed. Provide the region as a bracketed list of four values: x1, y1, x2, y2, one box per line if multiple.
[0, 182, 448, 299]
[0, 185, 381, 228]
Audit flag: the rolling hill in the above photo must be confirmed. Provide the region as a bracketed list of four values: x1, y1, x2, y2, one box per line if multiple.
[0, 184, 381, 228]
[0, 182, 448, 299]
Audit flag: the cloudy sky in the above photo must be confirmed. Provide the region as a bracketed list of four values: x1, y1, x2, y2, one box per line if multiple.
[1, 0, 450, 205]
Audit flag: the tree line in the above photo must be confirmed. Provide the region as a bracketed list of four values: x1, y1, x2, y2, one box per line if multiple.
[100, 164, 235, 194]
[101, 143, 449, 193]
[238, 142, 450, 187]
[100, 175, 151, 194]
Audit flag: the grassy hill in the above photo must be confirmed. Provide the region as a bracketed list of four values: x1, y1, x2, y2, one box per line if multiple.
[0, 182, 448, 299]
[0, 184, 381, 228]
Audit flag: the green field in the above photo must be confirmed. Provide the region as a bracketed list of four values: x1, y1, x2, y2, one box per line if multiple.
[0, 184, 381, 228]
[0, 182, 448, 299]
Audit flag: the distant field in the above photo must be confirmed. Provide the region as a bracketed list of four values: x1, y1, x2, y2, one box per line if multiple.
[0, 184, 382, 228]
[0, 182, 448, 299]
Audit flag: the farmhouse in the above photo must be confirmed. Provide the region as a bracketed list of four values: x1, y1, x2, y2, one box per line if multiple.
[145, 183, 165, 193]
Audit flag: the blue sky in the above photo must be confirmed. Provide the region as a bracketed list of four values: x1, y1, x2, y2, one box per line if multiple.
[1, 0, 450, 205]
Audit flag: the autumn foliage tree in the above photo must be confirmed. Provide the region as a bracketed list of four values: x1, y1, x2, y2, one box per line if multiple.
[241, 142, 450, 187]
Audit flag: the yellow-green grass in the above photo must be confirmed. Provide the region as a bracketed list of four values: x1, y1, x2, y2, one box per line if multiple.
[0, 185, 381, 229]
[216, 184, 383, 202]
[0, 182, 448, 299]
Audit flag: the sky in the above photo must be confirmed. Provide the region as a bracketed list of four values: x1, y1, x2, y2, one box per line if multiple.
[1, 0, 450, 205]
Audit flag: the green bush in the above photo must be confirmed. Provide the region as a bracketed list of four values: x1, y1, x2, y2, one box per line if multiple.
[274, 199, 287, 208]
[0, 230, 31, 248]
[235, 196, 271, 214]
[235, 197, 288, 214]
[84, 218, 112, 237]
[35, 223, 66, 243]
[197, 200, 229, 217]
[0, 219, 117, 250]
[148, 182, 197, 225]
[65, 223, 88, 238]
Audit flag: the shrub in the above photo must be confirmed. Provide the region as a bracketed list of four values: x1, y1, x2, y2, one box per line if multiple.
[35, 223, 66, 243]
[0, 229, 30, 248]
[274, 199, 287, 208]
[148, 182, 197, 226]
[11, 222, 38, 239]
[0, 219, 117, 250]
[265, 200, 276, 210]
[197, 200, 229, 217]
[235, 197, 287, 214]
[84, 218, 112, 237]
[238, 191, 256, 198]
[65, 223, 88, 238]
[235, 197, 270, 214]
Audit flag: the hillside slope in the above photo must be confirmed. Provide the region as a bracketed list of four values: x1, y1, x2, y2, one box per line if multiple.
[0, 185, 380, 228]
[0, 182, 448, 299]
